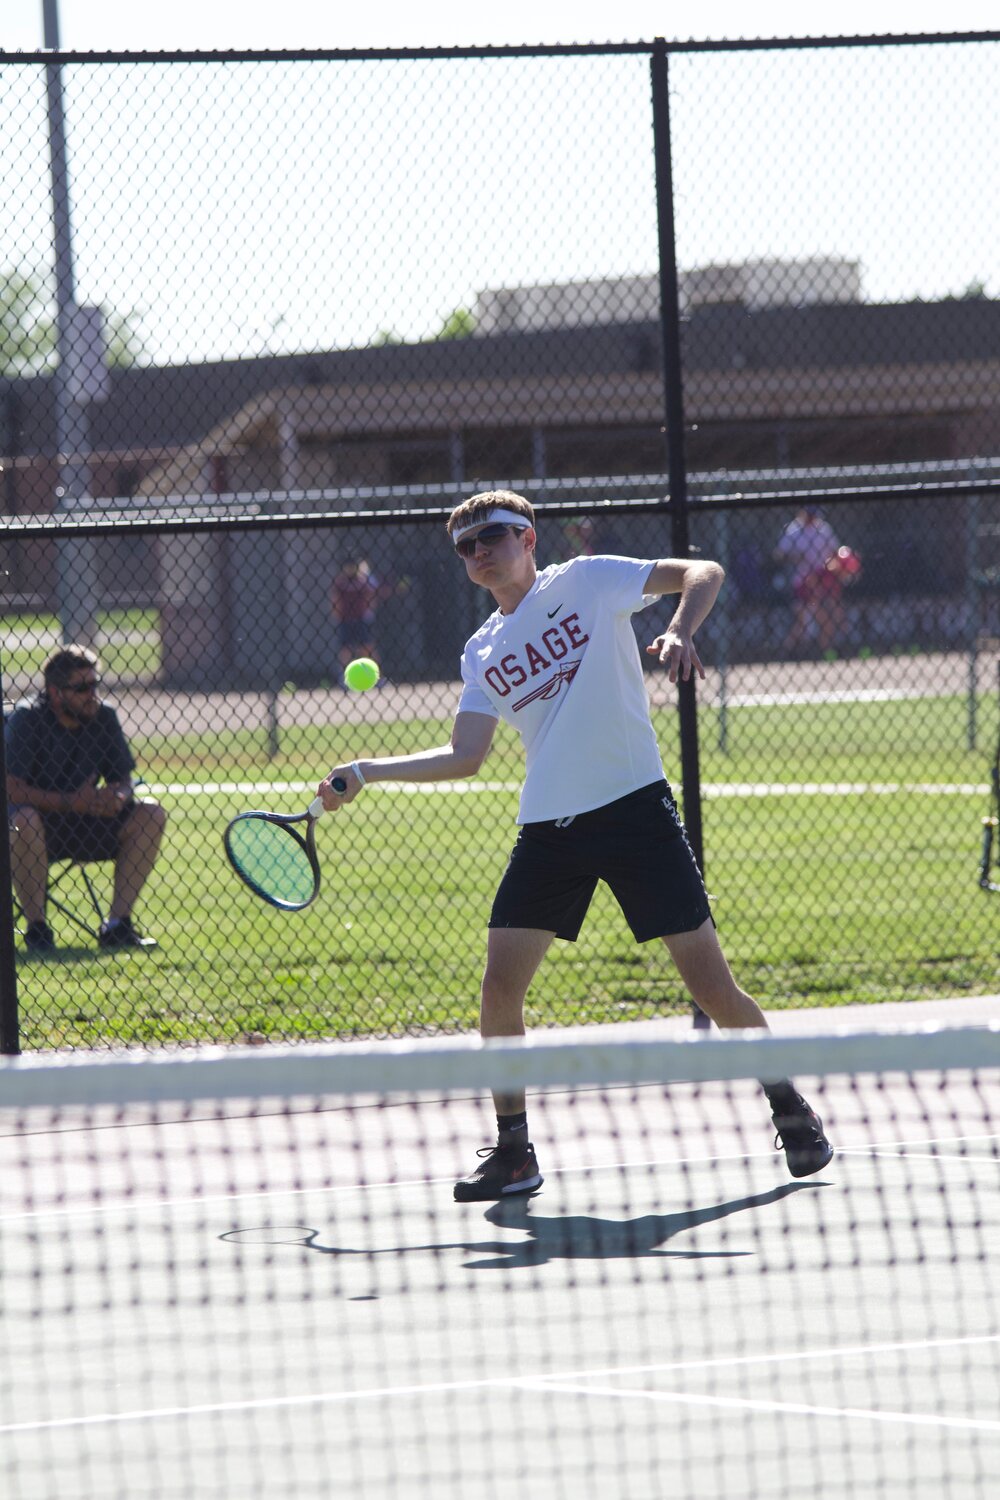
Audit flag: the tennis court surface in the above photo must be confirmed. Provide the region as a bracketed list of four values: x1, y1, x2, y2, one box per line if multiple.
[2, 1015, 1000, 1499]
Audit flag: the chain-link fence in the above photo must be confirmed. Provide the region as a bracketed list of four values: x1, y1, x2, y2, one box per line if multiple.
[1, 36, 998, 1049]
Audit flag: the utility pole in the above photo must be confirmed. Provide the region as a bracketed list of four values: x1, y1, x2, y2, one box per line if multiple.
[44, 0, 101, 646]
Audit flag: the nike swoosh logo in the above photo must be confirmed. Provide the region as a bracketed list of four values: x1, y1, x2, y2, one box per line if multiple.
[546, 604, 562, 618]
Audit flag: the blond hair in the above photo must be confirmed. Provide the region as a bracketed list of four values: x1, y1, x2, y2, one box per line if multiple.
[446, 489, 535, 539]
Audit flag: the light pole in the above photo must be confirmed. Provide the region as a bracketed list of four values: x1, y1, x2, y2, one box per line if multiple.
[43, 0, 101, 647]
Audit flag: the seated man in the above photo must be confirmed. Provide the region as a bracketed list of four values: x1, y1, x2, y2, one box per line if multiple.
[6, 646, 166, 954]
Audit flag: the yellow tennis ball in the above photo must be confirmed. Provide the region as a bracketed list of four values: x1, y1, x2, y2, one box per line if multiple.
[344, 657, 380, 691]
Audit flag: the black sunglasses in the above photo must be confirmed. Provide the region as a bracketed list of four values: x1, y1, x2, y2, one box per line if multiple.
[454, 523, 526, 559]
[61, 677, 102, 694]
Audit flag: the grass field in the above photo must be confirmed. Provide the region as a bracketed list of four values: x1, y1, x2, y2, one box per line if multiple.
[12, 686, 997, 1051]
[1, 610, 162, 690]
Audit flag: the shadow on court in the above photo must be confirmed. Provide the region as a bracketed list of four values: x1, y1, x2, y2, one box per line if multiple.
[469, 1180, 821, 1267]
[220, 1181, 822, 1274]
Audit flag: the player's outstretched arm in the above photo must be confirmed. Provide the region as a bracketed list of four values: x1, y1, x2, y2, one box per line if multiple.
[318, 711, 497, 811]
[643, 558, 725, 683]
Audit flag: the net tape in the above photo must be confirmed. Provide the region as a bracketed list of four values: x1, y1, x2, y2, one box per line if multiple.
[4, 1021, 1000, 1106]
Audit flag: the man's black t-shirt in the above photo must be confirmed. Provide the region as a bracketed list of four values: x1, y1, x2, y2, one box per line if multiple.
[5, 700, 135, 795]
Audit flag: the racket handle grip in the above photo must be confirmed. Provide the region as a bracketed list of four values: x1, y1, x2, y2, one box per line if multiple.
[309, 777, 347, 818]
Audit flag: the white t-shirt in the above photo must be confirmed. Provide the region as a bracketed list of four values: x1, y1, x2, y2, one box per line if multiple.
[775, 517, 838, 587]
[457, 555, 665, 823]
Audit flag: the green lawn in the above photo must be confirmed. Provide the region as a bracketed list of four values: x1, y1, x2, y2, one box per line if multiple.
[12, 690, 998, 1051]
[1, 609, 162, 686]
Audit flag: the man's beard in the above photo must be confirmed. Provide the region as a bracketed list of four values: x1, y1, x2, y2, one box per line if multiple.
[62, 700, 98, 727]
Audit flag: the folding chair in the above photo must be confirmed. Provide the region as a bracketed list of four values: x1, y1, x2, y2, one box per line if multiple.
[45, 859, 109, 941]
[11, 779, 156, 948]
[12, 858, 110, 947]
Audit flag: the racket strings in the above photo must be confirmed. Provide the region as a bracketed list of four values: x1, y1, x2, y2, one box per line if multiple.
[226, 817, 317, 907]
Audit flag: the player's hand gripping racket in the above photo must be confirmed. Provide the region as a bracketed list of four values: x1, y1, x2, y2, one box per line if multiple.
[223, 778, 346, 910]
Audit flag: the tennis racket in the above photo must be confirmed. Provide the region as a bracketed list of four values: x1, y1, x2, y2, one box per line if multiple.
[223, 778, 345, 910]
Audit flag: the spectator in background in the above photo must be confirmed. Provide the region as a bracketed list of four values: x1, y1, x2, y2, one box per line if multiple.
[562, 517, 596, 558]
[6, 646, 166, 954]
[331, 559, 380, 684]
[730, 542, 770, 604]
[774, 505, 845, 657]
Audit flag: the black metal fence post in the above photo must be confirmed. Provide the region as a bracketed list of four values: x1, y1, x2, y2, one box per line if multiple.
[651, 38, 710, 1029]
[0, 655, 21, 1054]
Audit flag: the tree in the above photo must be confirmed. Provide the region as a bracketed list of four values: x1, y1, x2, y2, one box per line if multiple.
[0, 266, 142, 376]
[104, 309, 143, 367]
[433, 306, 476, 340]
[0, 270, 55, 375]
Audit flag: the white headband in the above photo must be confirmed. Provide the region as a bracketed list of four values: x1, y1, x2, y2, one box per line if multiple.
[452, 508, 531, 544]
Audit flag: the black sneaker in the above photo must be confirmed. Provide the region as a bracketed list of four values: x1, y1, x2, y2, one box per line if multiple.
[24, 920, 55, 955]
[772, 1093, 834, 1178]
[454, 1141, 543, 1202]
[98, 917, 157, 951]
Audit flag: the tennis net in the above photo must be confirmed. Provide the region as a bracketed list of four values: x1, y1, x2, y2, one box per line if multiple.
[2, 1022, 999, 1499]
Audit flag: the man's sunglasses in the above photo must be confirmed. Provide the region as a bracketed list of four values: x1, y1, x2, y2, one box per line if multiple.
[60, 677, 102, 694]
[453, 523, 527, 559]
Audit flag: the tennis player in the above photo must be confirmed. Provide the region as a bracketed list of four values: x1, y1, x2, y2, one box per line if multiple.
[319, 491, 833, 1200]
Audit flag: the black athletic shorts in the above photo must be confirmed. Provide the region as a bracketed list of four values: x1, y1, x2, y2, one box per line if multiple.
[339, 620, 373, 648]
[7, 805, 135, 864]
[489, 780, 712, 943]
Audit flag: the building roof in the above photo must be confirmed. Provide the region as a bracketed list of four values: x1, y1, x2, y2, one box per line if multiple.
[7, 296, 1000, 458]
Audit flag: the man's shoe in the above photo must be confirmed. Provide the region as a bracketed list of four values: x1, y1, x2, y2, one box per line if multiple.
[98, 917, 157, 951]
[454, 1141, 543, 1202]
[772, 1093, 834, 1178]
[24, 920, 55, 955]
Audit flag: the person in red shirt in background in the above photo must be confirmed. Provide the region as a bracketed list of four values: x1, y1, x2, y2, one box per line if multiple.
[774, 505, 860, 658]
[330, 559, 380, 685]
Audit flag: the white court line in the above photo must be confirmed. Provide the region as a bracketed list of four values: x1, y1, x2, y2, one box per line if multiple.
[6, 1124, 996, 1226]
[0, 1146, 785, 1226]
[839, 1130, 1000, 1160]
[3, 1333, 998, 1438]
[723, 688, 934, 707]
[518, 1380, 1000, 1436]
[0, 1173, 439, 1225]
[861, 1132, 1000, 1147]
[145, 778, 987, 799]
[147, 779, 520, 798]
[517, 1331, 1000, 1382]
[703, 781, 986, 798]
[0, 1377, 503, 1435]
[846, 1150, 1000, 1163]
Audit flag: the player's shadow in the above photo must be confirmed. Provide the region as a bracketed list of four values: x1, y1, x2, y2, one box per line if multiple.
[221, 1182, 821, 1274]
[465, 1180, 822, 1268]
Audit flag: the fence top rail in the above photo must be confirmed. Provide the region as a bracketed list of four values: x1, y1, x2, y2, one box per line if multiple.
[10, 457, 1000, 509]
[2, 33, 1000, 66]
[1, 476, 998, 541]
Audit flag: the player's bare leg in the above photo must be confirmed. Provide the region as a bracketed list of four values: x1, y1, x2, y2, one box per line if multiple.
[454, 926, 554, 1202]
[661, 918, 767, 1030]
[480, 925, 556, 1110]
[663, 917, 833, 1177]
